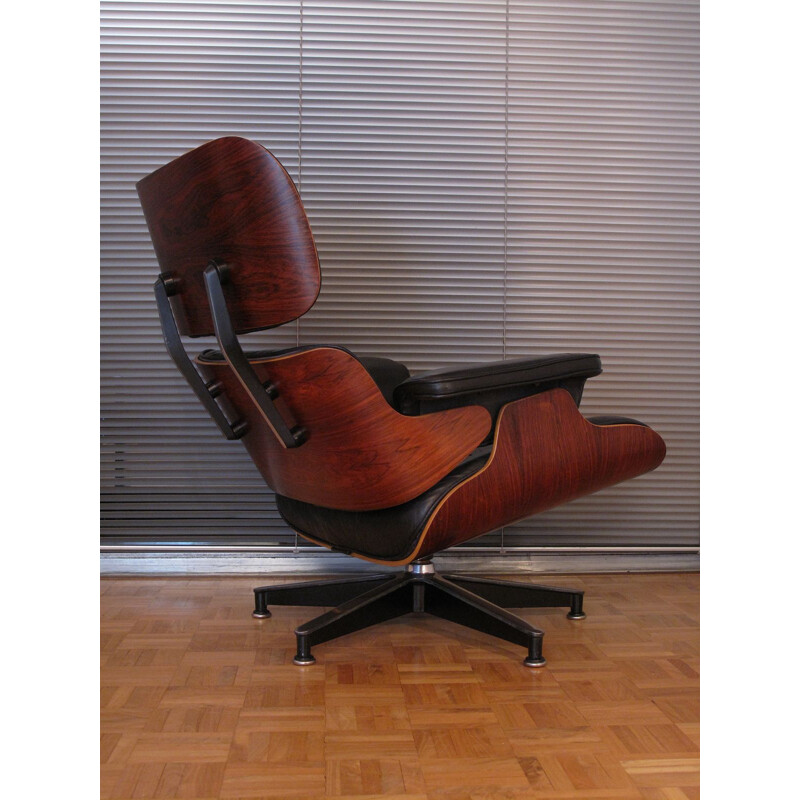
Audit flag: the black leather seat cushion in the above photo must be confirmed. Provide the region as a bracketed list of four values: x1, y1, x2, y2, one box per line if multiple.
[198, 347, 409, 405]
[277, 447, 492, 562]
[277, 414, 649, 562]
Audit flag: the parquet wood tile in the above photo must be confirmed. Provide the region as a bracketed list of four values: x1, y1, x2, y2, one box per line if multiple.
[397, 664, 481, 684]
[243, 682, 325, 709]
[101, 572, 699, 799]
[324, 732, 418, 760]
[401, 682, 492, 707]
[325, 704, 412, 733]
[169, 664, 252, 689]
[419, 757, 532, 792]
[675, 724, 700, 749]
[144, 705, 241, 734]
[620, 757, 700, 788]
[219, 762, 325, 798]
[540, 752, 638, 792]
[103, 666, 180, 686]
[507, 726, 605, 757]
[159, 687, 248, 708]
[412, 724, 514, 760]
[326, 662, 402, 686]
[425, 790, 538, 800]
[228, 728, 325, 763]
[250, 664, 327, 685]
[596, 724, 699, 757]
[324, 684, 406, 707]
[107, 648, 188, 667]
[511, 701, 590, 729]
[128, 733, 234, 764]
[236, 708, 326, 734]
[484, 684, 569, 705]
[638, 789, 698, 800]
[406, 707, 499, 730]
[102, 732, 140, 765]
[325, 758, 425, 796]
[574, 700, 674, 726]
[322, 645, 407, 665]
[554, 676, 645, 703]
[392, 645, 468, 665]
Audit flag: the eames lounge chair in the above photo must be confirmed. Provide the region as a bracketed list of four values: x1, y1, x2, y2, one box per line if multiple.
[137, 136, 666, 667]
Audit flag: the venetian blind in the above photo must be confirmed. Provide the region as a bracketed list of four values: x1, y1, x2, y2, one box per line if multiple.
[100, 0, 699, 549]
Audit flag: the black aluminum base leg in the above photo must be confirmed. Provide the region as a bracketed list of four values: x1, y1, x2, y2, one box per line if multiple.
[446, 574, 586, 621]
[253, 573, 395, 619]
[567, 593, 587, 620]
[293, 575, 412, 665]
[252, 591, 271, 619]
[293, 636, 316, 666]
[425, 576, 547, 668]
[523, 636, 547, 669]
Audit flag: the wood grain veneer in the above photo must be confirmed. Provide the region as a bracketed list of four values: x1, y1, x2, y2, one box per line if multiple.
[137, 136, 320, 337]
[198, 346, 492, 512]
[412, 388, 667, 561]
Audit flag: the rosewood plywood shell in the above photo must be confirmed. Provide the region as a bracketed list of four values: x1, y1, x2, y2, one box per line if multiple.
[198, 347, 491, 512]
[410, 389, 667, 562]
[137, 137, 320, 337]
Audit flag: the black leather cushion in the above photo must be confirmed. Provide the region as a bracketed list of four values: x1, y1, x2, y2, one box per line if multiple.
[587, 415, 649, 428]
[199, 345, 315, 363]
[198, 347, 409, 405]
[276, 447, 492, 562]
[393, 353, 602, 424]
[355, 356, 410, 405]
[396, 354, 602, 400]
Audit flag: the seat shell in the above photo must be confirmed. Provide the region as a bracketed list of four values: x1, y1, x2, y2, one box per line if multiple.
[281, 389, 666, 565]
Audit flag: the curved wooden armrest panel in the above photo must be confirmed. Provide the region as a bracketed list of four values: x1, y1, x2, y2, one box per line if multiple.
[410, 388, 666, 561]
[198, 346, 491, 511]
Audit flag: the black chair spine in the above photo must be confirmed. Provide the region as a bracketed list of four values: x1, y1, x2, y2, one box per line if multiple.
[203, 260, 307, 448]
[153, 273, 248, 440]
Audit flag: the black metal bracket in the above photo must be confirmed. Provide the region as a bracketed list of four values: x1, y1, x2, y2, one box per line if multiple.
[153, 274, 248, 440]
[203, 260, 306, 449]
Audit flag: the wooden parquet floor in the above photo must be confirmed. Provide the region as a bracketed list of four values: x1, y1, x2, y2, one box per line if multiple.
[101, 571, 699, 800]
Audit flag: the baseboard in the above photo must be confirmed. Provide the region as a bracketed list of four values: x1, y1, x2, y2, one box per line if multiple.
[100, 547, 699, 575]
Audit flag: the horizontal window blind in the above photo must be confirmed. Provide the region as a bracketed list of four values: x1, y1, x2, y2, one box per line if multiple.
[101, 1, 303, 544]
[100, 0, 699, 550]
[298, 1, 507, 366]
[505, 0, 698, 545]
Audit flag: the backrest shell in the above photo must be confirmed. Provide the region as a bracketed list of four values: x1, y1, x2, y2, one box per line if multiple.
[137, 137, 320, 336]
[196, 346, 492, 511]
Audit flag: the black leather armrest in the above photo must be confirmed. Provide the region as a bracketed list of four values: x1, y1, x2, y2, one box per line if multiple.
[393, 353, 602, 424]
